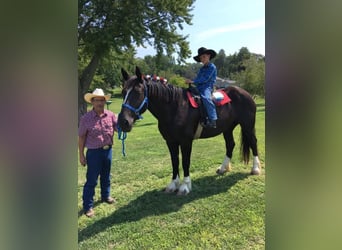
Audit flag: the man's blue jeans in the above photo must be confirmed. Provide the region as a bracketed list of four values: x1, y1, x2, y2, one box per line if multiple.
[82, 147, 112, 211]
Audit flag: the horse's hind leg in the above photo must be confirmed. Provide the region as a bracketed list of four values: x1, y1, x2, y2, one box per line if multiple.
[241, 120, 261, 175]
[248, 129, 261, 175]
[217, 127, 237, 175]
[165, 141, 180, 193]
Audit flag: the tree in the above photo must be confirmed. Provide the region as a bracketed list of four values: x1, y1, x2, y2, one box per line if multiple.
[231, 54, 265, 97]
[219, 47, 252, 78]
[143, 54, 176, 75]
[78, 0, 195, 122]
[237, 47, 251, 62]
[212, 49, 229, 78]
[143, 55, 157, 74]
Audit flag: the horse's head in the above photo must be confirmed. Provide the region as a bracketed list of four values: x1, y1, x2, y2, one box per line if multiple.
[118, 66, 148, 132]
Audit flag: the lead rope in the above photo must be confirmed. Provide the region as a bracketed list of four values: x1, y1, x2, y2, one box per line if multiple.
[117, 125, 127, 157]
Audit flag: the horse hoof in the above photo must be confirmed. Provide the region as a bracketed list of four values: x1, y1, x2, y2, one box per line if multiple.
[164, 188, 175, 193]
[251, 168, 261, 175]
[177, 184, 190, 195]
[216, 167, 231, 175]
[216, 168, 226, 175]
[177, 190, 188, 196]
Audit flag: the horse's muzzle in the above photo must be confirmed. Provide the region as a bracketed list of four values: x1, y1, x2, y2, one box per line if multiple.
[118, 112, 133, 132]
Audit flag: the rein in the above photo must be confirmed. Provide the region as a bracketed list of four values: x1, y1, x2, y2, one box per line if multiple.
[118, 81, 149, 157]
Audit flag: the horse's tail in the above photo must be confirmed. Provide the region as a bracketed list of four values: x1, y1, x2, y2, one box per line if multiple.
[225, 86, 258, 164]
[239, 106, 258, 164]
[239, 126, 255, 164]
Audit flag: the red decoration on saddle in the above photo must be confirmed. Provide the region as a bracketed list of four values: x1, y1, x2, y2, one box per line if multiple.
[187, 89, 231, 108]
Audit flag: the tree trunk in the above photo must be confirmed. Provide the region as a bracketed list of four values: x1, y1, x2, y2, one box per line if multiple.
[78, 79, 88, 125]
[78, 53, 101, 124]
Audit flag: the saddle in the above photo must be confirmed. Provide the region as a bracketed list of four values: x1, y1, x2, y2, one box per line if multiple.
[186, 87, 231, 126]
[186, 87, 231, 109]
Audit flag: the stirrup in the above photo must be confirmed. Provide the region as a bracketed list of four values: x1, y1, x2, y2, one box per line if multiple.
[201, 119, 216, 128]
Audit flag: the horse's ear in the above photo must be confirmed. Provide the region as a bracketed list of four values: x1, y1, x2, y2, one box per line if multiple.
[121, 68, 129, 81]
[135, 66, 143, 83]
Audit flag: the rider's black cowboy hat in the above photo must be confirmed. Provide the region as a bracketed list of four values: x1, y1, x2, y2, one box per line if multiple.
[193, 47, 217, 62]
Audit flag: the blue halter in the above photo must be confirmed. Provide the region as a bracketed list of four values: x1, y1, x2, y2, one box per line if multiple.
[117, 81, 148, 157]
[121, 82, 148, 120]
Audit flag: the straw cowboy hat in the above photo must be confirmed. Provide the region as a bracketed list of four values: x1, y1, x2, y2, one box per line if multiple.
[84, 88, 111, 103]
[193, 47, 217, 62]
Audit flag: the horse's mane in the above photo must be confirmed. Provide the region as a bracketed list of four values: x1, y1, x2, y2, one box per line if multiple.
[146, 80, 184, 103]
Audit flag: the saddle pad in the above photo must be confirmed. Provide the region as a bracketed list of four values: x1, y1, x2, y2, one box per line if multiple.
[187, 90, 231, 108]
[213, 90, 231, 106]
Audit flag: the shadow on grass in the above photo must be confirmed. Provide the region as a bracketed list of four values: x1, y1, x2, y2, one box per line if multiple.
[135, 122, 156, 127]
[78, 172, 249, 243]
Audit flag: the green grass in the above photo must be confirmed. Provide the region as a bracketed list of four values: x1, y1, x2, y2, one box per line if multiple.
[78, 90, 265, 249]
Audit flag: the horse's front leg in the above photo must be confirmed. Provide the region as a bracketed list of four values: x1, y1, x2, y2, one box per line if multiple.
[165, 141, 180, 193]
[178, 142, 193, 195]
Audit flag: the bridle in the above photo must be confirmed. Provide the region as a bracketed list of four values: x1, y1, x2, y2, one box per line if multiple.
[121, 80, 148, 120]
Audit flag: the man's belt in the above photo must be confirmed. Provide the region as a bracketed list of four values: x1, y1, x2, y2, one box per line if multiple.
[102, 145, 111, 150]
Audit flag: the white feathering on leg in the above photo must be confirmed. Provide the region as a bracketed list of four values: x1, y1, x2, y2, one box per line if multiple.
[251, 156, 261, 175]
[177, 176, 191, 195]
[216, 156, 231, 175]
[165, 175, 180, 193]
[183, 176, 191, 190]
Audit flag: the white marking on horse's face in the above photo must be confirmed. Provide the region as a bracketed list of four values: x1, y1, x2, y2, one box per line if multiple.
[123, 87, 133, 104]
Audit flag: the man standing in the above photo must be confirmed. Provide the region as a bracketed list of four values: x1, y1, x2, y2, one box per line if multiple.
[78, 88, 118, 217]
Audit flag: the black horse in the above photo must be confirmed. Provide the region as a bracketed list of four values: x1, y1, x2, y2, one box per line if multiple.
[118, 67, 261, 195]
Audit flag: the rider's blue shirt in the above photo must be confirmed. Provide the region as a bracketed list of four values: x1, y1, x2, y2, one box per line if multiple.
[193, 62, 217, 91]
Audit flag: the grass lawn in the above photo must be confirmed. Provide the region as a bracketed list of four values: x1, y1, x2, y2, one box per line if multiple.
[78, 89, 265, 249]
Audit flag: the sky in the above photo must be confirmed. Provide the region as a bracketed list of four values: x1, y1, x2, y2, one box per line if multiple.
[136, 0, 265, 61]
